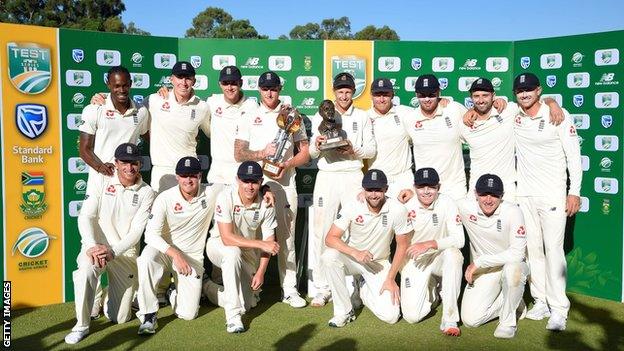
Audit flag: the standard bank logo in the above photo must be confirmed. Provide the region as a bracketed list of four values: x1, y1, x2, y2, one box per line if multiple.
[72, 49, 84, 63]
[520, 56, 530, 69]
[378, 57, 401, 72]
[7, 42, 52, 95]
[566, 72, 590, 88]
[268, 56, 292, 71]
[540, 53, 562, 69]
[594, 49, 619, 66]
[154, 53, 177, 69]
[65, 70, 92, 87]
[432, 57, 454, 72]
[16, 104, 47, 139]
[573, 94, 584, 107]
[595, 92, 619, 108]
[212, 55, 236, 70]
[546, 75, 557, 88]
[190, 55, 202, 68]
[12, 227, 55, 258]
[96, 49, 121, 66]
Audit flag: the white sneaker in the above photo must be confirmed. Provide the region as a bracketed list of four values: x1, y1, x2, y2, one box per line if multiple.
[328, 310, 356, 328]
[138, 313, 157, 335]
[282, 292, 307, 308]
[546, 312, 567, 331]
[494, 324, 517, 338]
[64, 330, 88, 344]
[526, 301, 550, 320]
[226, 315, 245, 333]
[311, 292, 332, 307]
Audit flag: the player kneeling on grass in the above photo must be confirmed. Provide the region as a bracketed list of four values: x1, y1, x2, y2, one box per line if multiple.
[202, 161, 279, 333]
[457, 174, 529, 339]
[322, 169, 412, 327]
[136, 156, 216, 335]
[65, 143, 155, 344]
[400, 167, 464, 336]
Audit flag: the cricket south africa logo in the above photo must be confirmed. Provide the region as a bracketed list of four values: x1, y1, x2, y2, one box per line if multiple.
[12, 227, 55, 258]
[7, 42, 52, 94]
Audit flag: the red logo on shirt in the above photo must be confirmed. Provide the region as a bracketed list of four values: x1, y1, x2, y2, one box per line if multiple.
[517, 226, 526, 236]
[161, 102, 170, 111]
[105, 110, 115, 118]
[254, 116, 263, 125]
[414, 121, 423, 130]
[174, 202, 183, 213]
[234, 205, 241, 214]
[216, 205, 222, 214]
[515, 116, 522, 126]
[569, 125, 577, 136]
[456, 214, 462, 223]
[469, 214, 477, 222]
[408, 210, 416, 219]
[215, 107, 223, 116]
[105, 185, 116, 195]
[355, 215, 364, 224]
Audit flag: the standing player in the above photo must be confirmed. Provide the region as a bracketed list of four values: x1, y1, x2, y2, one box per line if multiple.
[401, 168, 464, 336]
[512, 73, 581, 331]
[308, 72, 376, 307]
[65, 143, 154, 344]
[234, 71, 310, 308]
[322, 169, 412, 327]
[458, 174, 529, 339]
[136, 156, 215, 334]
[203, 161, 279, 333]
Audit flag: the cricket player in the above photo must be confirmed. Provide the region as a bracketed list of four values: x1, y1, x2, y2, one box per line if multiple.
[203, 161, 279, 333]
[308, 72, 376, 307]
[234, 71, 310, 308]
[401, 168, 464, 336]
[512, 73, 582, 331]
[458, 174, 529, 339]
[65, 143, 154, 344]
[136, 156, 216, 334]
[460, 78, 564, 202]
[322, 169, 412, 327]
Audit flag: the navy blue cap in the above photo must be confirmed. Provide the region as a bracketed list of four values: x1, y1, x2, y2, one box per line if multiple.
[414, 74, 440, 94]
[469, 78, 494, 93]
[513, 73, 540, 91]
[370, 78, 393, 94]
[362, 169, 388, 189]
[333, 72, 355, 89]
[258, 71, 281, 88]
[171, 61, 195, 77]
[414, 167, 440, 186]
[237, 161, 263, 181]
[114, 143, 141, 162]
[175, 156, 202, 175]
[219, 65, 242, 82]
[475, 174, 504, 196]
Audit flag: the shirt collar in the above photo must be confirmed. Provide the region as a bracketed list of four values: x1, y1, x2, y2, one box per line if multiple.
[519, 102, 547, 120]
[110, 170, 143, 191]
[414, 104, 443, 121]
[105, 95, 138, 117]
[231, 187, 261, 209]
[170, 93, 201, 106]
[259, 101, 283, 114]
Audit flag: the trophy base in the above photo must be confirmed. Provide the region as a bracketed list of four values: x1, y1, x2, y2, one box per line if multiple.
[262, 160, 283, 177]
[319, 139, 350, 151]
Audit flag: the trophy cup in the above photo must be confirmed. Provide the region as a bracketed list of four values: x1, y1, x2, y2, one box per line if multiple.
[263, 105, 303, 177]
[317, 100, 349, 151]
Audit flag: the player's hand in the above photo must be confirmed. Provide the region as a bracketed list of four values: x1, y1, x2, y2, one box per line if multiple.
[566, 195, 581, 217]
[406, 241, 434, 259]
[463, 109, 479, 127]
[99, 162, 115, 176]
[259, 240, 280, 256]
[315, 135, 327, 149]
[262, 142, 277, 159]
[397, 189, 414, 203]
[493, 98, 508, 113]
[352, 249, 373, 264]
[251, 272, 265, 291]
[90, 93, 107, 105]
[380, 278, 400, 305]
[335, 140, 355, 156]
[465, 262, 478, 285]
[267, 161, 287, 181]
[172, 252, 192, 276]
[158, 86, 170, 99]
[546, 99, 565, 125]
[438, 98, 450, 108]
[261, 187, 275, 207]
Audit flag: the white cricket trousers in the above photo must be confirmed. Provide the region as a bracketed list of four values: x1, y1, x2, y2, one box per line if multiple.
[71, 248, 138, 332]
[311, 169, 363, 294]
[204, 237, 258, 320]
[400, 248, 463, 324]
[266, 182, 299, 296]
[517, 195, 570, 316]
[461, 262, 529, 328]
[321, 248, 400, 324]
[136, 246, 204, 321]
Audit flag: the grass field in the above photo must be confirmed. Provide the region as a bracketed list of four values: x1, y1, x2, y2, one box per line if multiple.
[10, 286, 624, 351]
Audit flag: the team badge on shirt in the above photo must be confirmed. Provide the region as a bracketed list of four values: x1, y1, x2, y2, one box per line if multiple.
[355, 215, 364, 224]
[190, 109, 196, 120]
[469, 214, 477, 222]
[538, 119, 545, 132]
[382, 214, 388, 227]
[161, 102, 170, 111]
[254, 116, 263, 125]
[393, 115, 400, 126]
[515, 116, 522, 126]
[444, 116, 452, 128]
[234, 205, 242, 214]
[516, 225, 526, 237]
[352, 121, 358, 133]
[253, 210, 260, 222]
[201, 199, 207, 209]
[215, 107, 223, 117]
[413, 121, 423, 130]
[173, 202, 183, 213]
[132, 193, 139, 206]
[497, 219, 502, 232]
[105, 185, 116, 195]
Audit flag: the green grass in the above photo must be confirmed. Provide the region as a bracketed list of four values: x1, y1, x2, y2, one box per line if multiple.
[10, 287, 624, 351]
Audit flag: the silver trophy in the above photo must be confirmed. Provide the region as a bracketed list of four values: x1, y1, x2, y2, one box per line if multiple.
[317, 100, 349, 151]
[263, 105, 303, 177]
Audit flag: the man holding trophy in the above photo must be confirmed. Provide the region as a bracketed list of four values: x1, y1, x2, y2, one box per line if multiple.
[234, 71, 310, 308]
[308, 73, 376, 307]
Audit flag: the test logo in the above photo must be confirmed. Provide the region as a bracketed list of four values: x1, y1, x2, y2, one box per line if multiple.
[595, 92, 619, 108]
[378, 57, 401, 72]
[68, 201, 83, 217]
[268, 56, 292, 71]
[540, 53, 562, 69]
[404, 77, 419, 91]
[571, 114, 590, 130]
[96, 49, 121, 66]
[65, 70, 92, 87]
[67, 113, 83, 130]
[212, 55, 236, 70]
[432, 57, 454, 72]
[68, 157, 90, 173]
[541, 94, 562, 106]
[594, 135, 619, 151]
[486, 57, 508, 72]
[580, 197, 589, 213]
[458, 77, 479, 92]
[296, 76, 320, 91]
[130, 73, 150, 89]
[154, 53, 177, 69]
[193, 75, 208, 90]
[241, 75, 259, 91]
[594, 177, 618, 194]
[594, 48, 619, 66]
[580, 156, 590, 171]
[566, 72, 590, 88]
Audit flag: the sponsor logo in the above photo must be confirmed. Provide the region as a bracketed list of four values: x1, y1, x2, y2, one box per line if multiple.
[96, 49, 121, 66]
[7, 42, 52, 94]
[581, 156, 590, 171]
[65, 69, 92, 87]
[173, 202, 183, 213]
[600, 157, 612, 172]
[268, 55, 292, 71]
[516, 226, 526, 237]
[541, 94, 562, 106]
[432, 57, 454, 72]
[67, 113, 83, 130]
[378, 56, 401, 72]
[571, 114, 590, 129]
[464, 97, 474, 109]
[392, 96, 400, 106]
[130, 73, 150, 89]
[573, 94, 584, 107]
[572, 52, 584, 66]
[154, 53, 176, 69]
[190, 55, 202, 68]
[459, 58, 481, 71]
[486, 57, 508, 72]
[133, 95, 144, 105]
[212, 55, 236, 70]
[304, 56, 312, 71]
[595, 73, 618, 86]
[68, 157, 90, 173]
[594, 135, 619, 151]
[520, 56, 530, 69]
[579, 197, 589, 212]
[241, 56, 263, 69]
[103, 72, 109, 85]
[19, 172, 47, 219]
[601, 115, 612, 128]
[566, 72, 590, 88]
[594, 48, 619, 66]
[155, 75, 172, 88]
[242, 75, 259, 91]
[331, 55, 366, 99]
[193, 75, 208, 90]
[410, 97, 420, 108]
[438, 78, 448, 90]
[595, 92, 619, 108]
[12, 227, 55, 259]
[540, 53, 562, 69]
[594, 177, 618, 194]
[281, 95, 292, 106]
[297, 97, 316, 110]
[131, 52, 143, 65]
[469, 214, 477, 222]
[16, 104, 47, 139]
[578, 136, 584, 147]
[491, 77, 502, 89]
[546, 75, 557, 88]
[72, 92, 86, 107]
[404, 76, 419, 91]
[296, 76, 320, 91]
[74, 179, 87, 195]
[161, 102, 170, 111]
[458, 77, 479, 92]
[355, 215, 364, 224]
[68, 200, 83, 217]
[602, 199, 611, 215]
[72, 49, 84, 63]
[411, 58, 422, 70]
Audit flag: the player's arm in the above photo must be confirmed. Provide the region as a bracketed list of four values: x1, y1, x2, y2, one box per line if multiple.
[308, 113, 323, 159]
[218, 222, 279, 255]
[542, 97, 564, 125]
[325, 209, 374, 263]
[251, 234, 276, 291]
[353, 115, 376, 159]
[79, 132, 114, 176]
[557, 113, 582, 216]
[111, 188, 155, 257]
[284, 139, 310, 168]
[199, 105, 212, 138]
[436, 203, 465, 250]
[382, 230, 411, 305]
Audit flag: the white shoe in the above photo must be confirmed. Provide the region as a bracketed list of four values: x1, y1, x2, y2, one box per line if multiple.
[282, 292, 307, 308]
[64, 330, 88, 344]
[226, 315, 245, 333]
[328, 310, 356, 328]
[494, 324, 517, 338]
[138, 313, 157, 335]
[546, 312, 567, 331]
[526, 301, 550, 320]
[311, 292, 332, 307]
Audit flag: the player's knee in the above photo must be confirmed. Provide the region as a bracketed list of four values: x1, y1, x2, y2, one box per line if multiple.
[377, 309, 400, 324]
[443, 248, 464, 267]
[320, 248, 342, 267]
[402, 308, 428, 324]
[177, 310, 198, 321]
